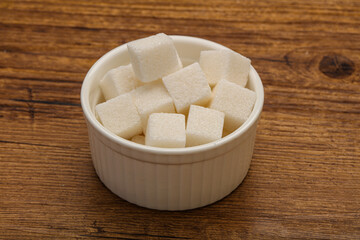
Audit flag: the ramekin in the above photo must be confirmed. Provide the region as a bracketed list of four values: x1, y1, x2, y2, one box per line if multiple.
[81, 35, 264, 210]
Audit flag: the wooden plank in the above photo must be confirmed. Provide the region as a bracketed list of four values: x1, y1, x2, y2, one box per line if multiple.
[0, 0, 359, 239]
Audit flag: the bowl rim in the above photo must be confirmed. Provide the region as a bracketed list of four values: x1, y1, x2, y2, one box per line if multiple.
[81, 35, 264, 156]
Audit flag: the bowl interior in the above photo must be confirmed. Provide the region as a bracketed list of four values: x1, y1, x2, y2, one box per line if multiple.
[81, 35, 264, 154]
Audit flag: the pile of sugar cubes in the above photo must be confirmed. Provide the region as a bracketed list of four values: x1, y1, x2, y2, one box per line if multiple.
[96, 33, 256, 148]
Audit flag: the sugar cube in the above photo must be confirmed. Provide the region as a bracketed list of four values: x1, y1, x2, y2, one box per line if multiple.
[133, 81, 175, 132]
[199, 49, 251, 87]
[99, 64, 143, 101]
[96, 92, 142, 139]
[162, 62, 211, 114]
[131, 135, 145, 145]
[186, 105, 225, 147]
[145, 113, 186, 148]
[127, 33, 182, 83]
[209, 80, 256, 132]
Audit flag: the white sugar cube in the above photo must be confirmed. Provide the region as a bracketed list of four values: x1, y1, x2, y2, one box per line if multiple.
[210, 80, 256, 132]
[96, 93, 142, 139]
[99, 64, 143, 101]
[162, 62, 211, 114]
[145, 113, 186, 148]
[131, 135, 145, 145]
[127, 33, 182, 83]
[133, 81, 175, 132]
[186, 105, 225, 147]
[199, 49, 251, 87]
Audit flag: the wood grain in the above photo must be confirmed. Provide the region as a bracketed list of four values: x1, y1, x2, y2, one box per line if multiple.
[0, 0, 359, 239]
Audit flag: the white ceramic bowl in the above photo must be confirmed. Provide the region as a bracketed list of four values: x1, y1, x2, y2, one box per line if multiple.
[81, 35, 264, 211]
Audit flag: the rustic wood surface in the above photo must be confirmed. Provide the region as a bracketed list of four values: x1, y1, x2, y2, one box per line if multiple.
[1, 0, 359, 239]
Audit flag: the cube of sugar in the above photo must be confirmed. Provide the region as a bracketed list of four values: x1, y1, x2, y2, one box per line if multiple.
[162, 62, 211, 114]
[199, 49, 251, 87]
[186, 105, 225, 147]
[210, 80, 256, 132]
[131, 135, 145, 145]
[133, 81, 175, 132]
[96, 92, 142, 139]
[99, 64, 143, 101]
[127, 33, 182, 83]
[145, 113, 186, 148]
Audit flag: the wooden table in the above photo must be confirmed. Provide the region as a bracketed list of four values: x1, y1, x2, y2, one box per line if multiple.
[1, 0, 359, 239]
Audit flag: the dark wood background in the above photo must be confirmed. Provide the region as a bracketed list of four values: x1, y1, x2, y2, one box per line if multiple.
[1, 0, 359, 239]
